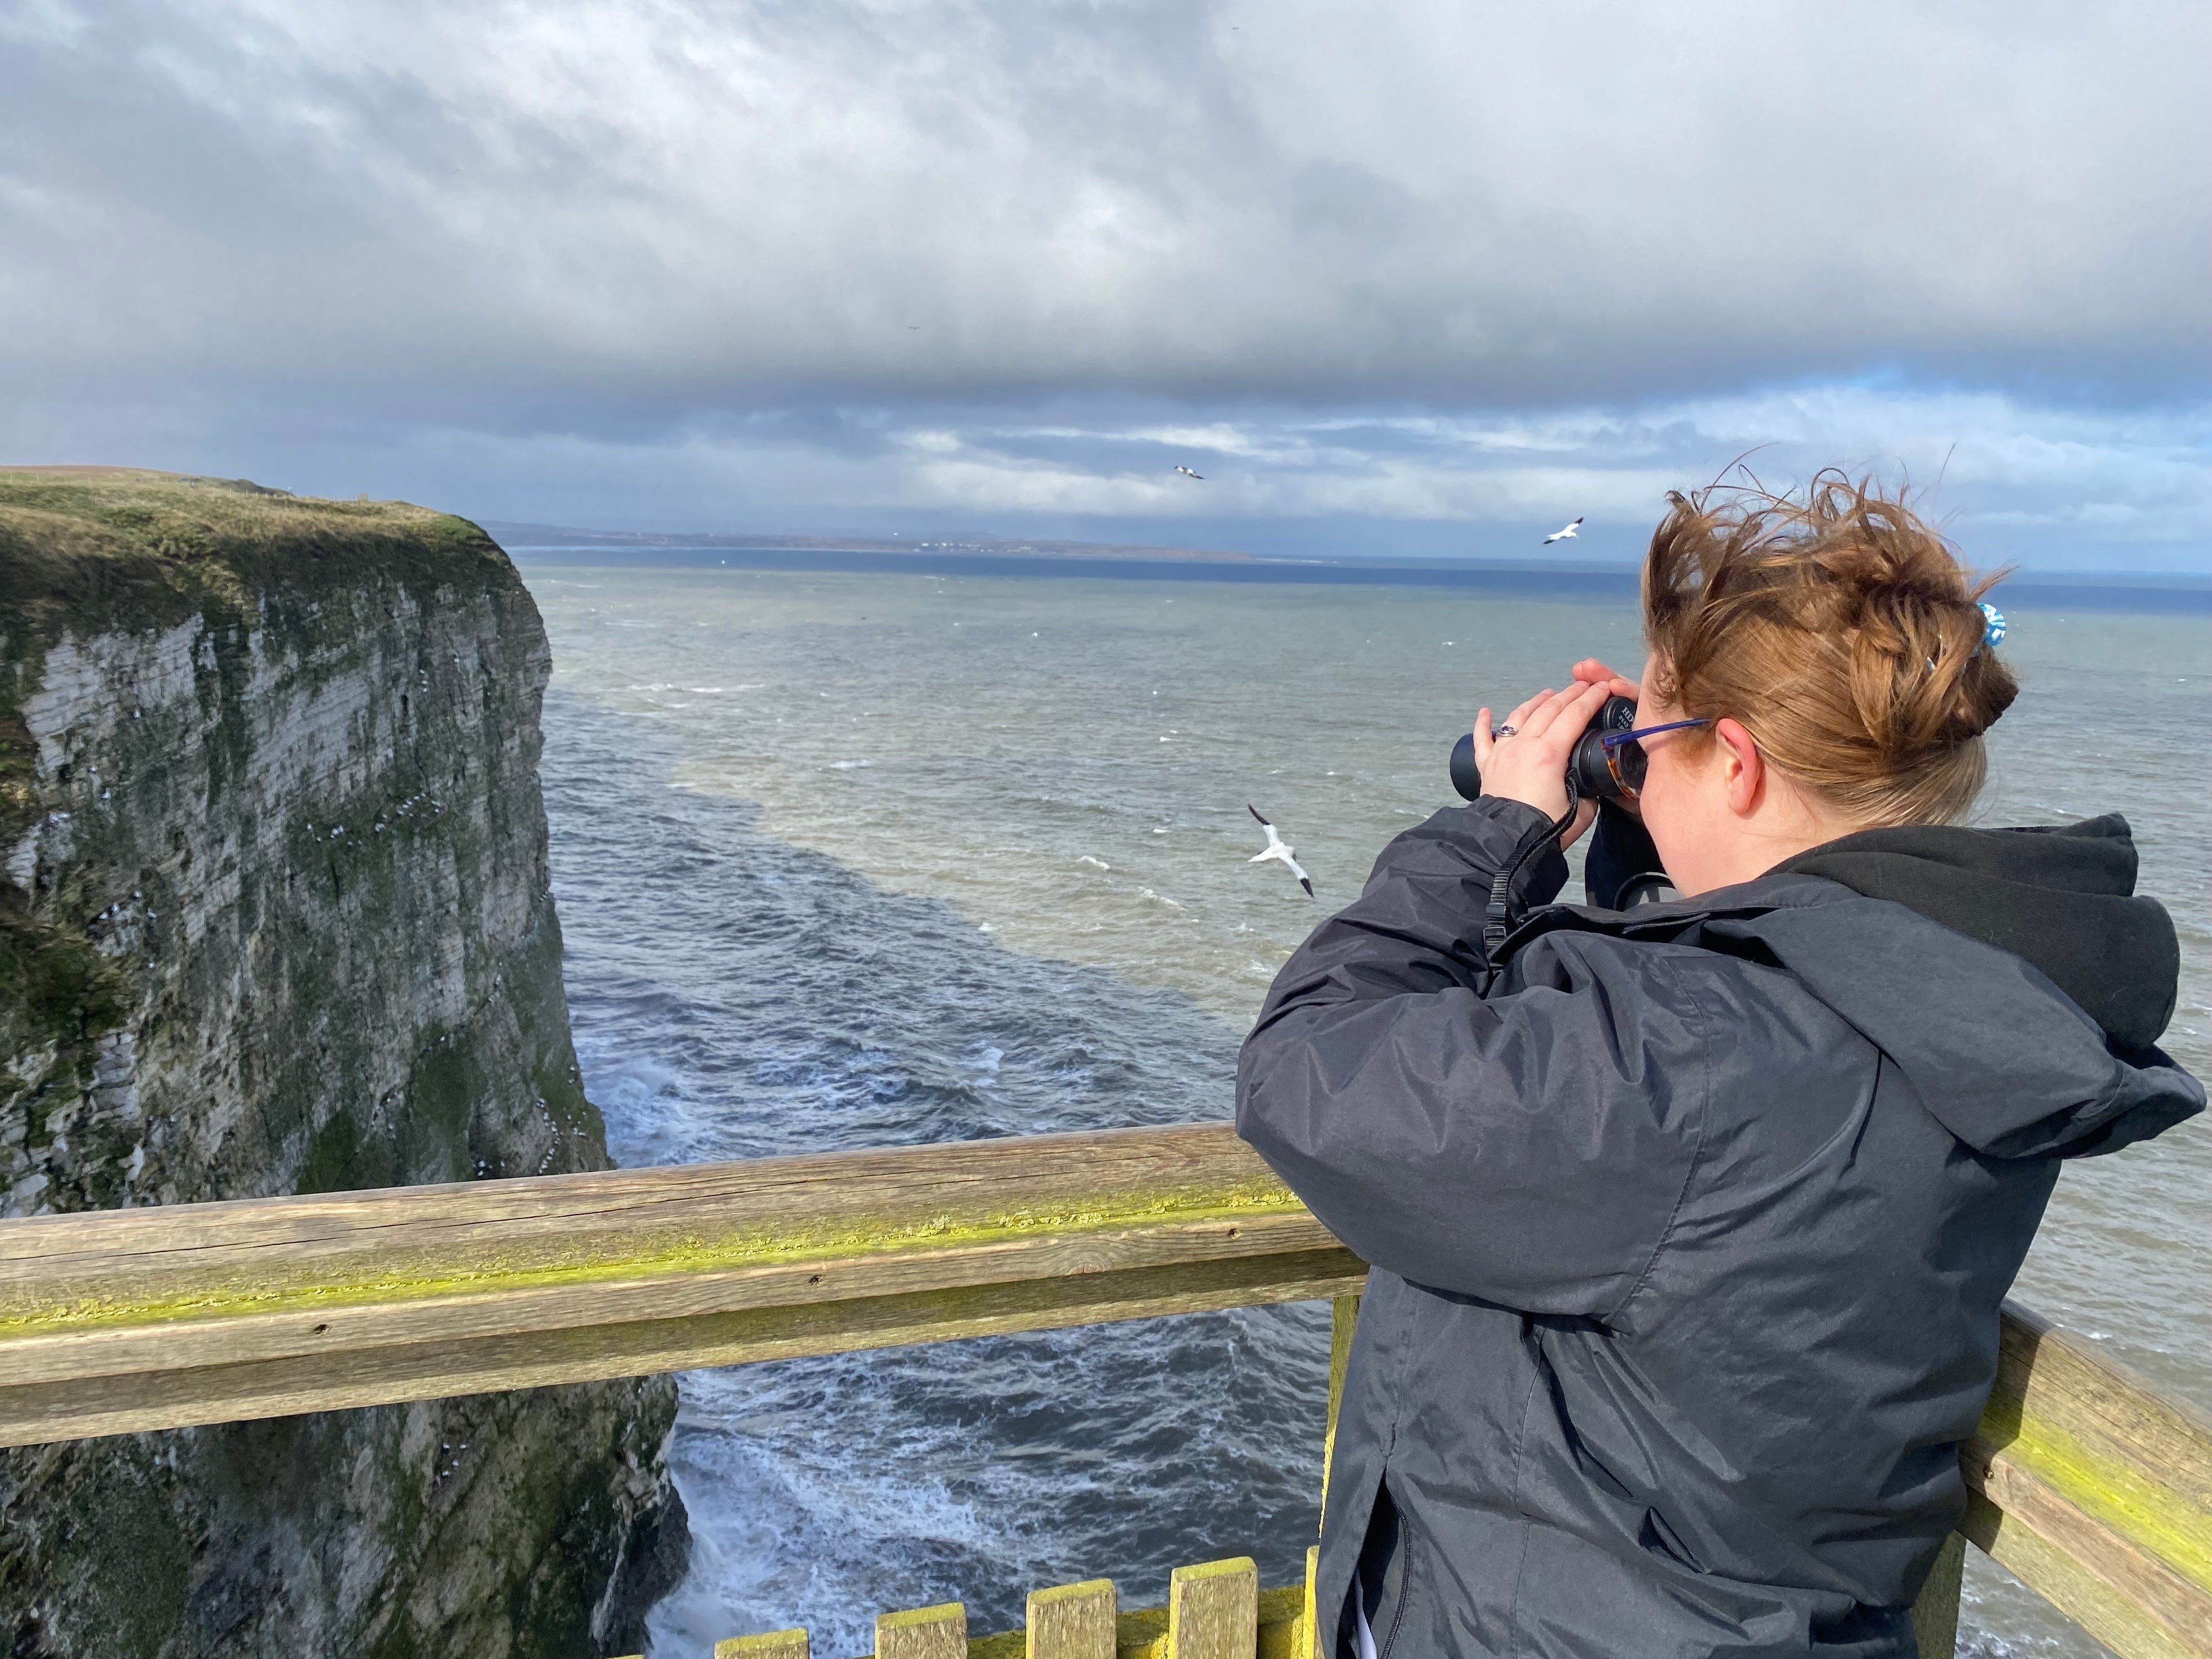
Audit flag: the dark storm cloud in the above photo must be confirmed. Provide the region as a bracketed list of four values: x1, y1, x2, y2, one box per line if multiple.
[1, 0, 2206, 565]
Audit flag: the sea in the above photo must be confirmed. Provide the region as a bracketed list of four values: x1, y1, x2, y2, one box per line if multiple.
[514, 550, 2210, 1659]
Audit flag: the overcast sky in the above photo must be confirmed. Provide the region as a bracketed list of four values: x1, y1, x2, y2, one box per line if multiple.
[4, 0, 2207, 568]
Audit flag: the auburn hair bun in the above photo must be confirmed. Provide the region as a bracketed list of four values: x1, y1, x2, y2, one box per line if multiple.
[1643, 471, 2017, 827]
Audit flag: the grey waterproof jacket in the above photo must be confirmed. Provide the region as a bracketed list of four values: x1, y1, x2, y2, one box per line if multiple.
[1237, 799, 2202, 1659]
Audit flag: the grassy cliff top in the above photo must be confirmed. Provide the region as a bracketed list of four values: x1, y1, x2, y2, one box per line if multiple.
[0, 467, 508, 640]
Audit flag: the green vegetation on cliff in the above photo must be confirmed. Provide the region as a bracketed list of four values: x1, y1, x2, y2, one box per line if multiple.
[0, 469, 511, 1137]
[0, 466, 504, 643]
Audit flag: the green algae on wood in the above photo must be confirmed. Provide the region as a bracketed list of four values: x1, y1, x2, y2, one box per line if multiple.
[1962, 1306, 2212, 1657]
[0, 1124, 1316, 1340]
[0, 1128, 1362, 1442]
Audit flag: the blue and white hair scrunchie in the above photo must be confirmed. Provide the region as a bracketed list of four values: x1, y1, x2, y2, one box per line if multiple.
[1978, 601, 2006, 651]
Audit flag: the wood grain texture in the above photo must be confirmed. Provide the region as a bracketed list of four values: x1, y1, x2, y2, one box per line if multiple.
[879, 1603, 967, 1659]
[1168, 1558, 1258, 1659]
[1961, 1302, 2212, 1658]
[0, 1124, 1362, 1446]
[0, 1124, 1312, 1348]
[718, 1632, 810, 1659]
[973, 1581, 1304, 1659]
[1968, 1436, 2212, 1654]
[0, 1246, 1365, 1444]
[1027, 1580, 1116, 1659]
[1963, 1492, 2202, 1659]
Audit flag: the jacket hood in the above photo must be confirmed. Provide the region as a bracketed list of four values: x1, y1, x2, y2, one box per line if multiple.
[1513, 816, 2203, 1161]
[1773, 813, 2179, 1051]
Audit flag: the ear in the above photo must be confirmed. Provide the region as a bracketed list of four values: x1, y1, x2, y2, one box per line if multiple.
[1714, 716, 1763, 817]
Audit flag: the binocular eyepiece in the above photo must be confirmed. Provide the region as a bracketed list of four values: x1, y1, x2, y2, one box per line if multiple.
[1449, 695, 1641, 804]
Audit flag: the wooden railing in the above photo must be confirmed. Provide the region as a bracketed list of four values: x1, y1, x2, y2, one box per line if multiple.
[1, 1124, 2205, 1658]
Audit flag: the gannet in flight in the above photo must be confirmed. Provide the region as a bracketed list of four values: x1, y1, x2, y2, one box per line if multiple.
[1248, 805, 1314, 898]
[1175, 465, 1205, 480]
[1542, 517, 1583, 544]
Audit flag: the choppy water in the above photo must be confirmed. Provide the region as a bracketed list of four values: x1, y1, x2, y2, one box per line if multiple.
[523, 559, 2210, 1659]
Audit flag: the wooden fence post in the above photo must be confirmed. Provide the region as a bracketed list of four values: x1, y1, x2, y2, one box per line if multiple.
[1310, 1294, 1362, 1659]
[715, 1633, 810, 1659]
[1170, 1558, 1260, 1659]
[878, 1602, 967, 1659]
[1302, 1545, 1322, 1659]
[1027, 1578, 1116, 1659]
[1319, 1294, 1361, 1521]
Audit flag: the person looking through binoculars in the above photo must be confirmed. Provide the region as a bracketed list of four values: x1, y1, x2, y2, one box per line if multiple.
[1238, 473, 2202, 1659]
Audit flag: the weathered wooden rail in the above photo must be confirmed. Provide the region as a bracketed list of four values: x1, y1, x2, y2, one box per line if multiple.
[0, 1124, 2205, 1658]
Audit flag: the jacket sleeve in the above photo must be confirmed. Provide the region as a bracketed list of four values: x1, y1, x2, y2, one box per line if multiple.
[1235, 799, 1709, 1319]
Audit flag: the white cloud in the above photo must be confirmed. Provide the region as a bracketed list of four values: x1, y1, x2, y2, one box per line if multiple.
[19, 380, 2196, 568]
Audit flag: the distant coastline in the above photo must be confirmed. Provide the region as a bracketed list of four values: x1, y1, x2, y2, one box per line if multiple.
[489, 522, 2212, 616]
[478, 520, 1257, 563]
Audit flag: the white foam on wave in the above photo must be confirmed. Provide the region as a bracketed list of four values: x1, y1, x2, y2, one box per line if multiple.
[1076, 855, 1109, 870]
[590, 1052, 685, 1107]
[571, 1044, 736, 1170]
[831, 759, 873, 770]
[649, 1357, 1007, 1657]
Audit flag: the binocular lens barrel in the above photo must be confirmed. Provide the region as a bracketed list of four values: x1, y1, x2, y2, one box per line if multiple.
[1449, 695, 1641, 804]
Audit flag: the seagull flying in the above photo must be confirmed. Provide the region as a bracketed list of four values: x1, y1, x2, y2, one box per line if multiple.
[1542, 517, 1583, 544]
[1175, 465, 1205, 480]
[1247, 804, 1314, 898]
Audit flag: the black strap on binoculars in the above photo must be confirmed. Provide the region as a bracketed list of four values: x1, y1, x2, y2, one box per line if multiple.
[1482, 777, 1581, 958]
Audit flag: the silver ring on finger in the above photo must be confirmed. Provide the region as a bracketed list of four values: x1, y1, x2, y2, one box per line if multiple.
[1493, 723, 1517, 737]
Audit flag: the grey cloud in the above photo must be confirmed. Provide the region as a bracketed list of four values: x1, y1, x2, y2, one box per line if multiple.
[2, 0, 2205, 568]
[4, 0, 2207, 409]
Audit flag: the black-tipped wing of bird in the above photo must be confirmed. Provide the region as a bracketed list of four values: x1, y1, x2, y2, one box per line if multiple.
[1248, 803, 1270, 826]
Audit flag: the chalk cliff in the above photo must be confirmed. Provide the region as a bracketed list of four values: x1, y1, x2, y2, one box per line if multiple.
[0, 469, 686, 1657]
